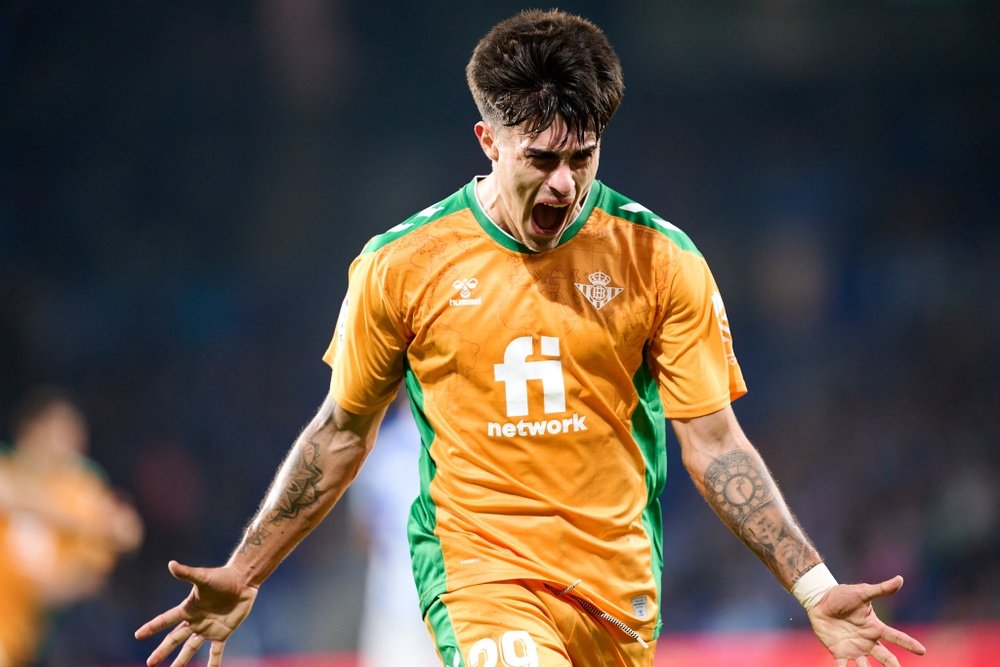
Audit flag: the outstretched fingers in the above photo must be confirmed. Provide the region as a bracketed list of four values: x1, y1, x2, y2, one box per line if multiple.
[208, 640, 226, 667]
[169, 632, 206, 667]
[144, 621, 194, 666]
[880, 623, 927, 656]
[135, 607, 186, 641]
[135, 561, 202, 641]
[860, 576, 926, 658]
[870, 642, 901, 667]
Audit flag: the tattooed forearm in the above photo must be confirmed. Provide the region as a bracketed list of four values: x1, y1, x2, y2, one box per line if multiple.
[240, 523, 270, 552]
[236, 440, 325, 556]
[704, 450, 818, 585]
[228, 397, 382, 581]
[271, 440, 324, 521]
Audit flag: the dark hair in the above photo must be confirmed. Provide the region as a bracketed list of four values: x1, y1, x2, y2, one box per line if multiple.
[466, 9, 624, 142]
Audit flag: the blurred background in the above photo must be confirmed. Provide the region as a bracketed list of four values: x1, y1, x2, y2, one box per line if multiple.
[1, 0, 997, 665]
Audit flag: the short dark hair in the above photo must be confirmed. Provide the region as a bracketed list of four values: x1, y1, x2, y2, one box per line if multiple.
[466, 9, 624, 142]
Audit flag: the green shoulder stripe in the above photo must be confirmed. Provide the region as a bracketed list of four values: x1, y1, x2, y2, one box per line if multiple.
[361, 186, 470, 254]
[596, 185, 702, 257]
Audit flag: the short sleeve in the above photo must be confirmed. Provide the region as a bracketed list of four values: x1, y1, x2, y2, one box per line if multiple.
[323, 251, 409, 414]
[648, 249, 747, 419]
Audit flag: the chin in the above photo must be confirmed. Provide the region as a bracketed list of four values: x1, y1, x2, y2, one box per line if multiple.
[526, 237, 561, 252]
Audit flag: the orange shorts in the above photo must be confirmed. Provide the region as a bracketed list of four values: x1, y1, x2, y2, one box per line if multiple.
[424, 580, 657, 667]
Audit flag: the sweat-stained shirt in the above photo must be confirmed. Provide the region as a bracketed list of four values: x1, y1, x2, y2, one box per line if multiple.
[323, 177, 747, 644]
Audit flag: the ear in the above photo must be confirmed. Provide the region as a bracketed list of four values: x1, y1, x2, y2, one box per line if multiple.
[474, 121, 500, 162]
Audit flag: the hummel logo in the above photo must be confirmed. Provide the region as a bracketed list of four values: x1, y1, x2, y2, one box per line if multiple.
[449, 278, 481, 307]
[454, 278, 478, 298]
[575, 270, 623, 310]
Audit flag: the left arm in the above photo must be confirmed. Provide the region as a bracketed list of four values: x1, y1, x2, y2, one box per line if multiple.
[671, 405, 819, 588]
[672, 405, 926, 666]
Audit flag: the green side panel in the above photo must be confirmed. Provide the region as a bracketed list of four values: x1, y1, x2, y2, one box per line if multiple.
[596, 185, 703, 257]
[362, 186, 470, 254]
[403, 359, 449, 614]
[464, 178, 601, 253]
[425, 596, 465, 667]
[631, 357, 667, 639]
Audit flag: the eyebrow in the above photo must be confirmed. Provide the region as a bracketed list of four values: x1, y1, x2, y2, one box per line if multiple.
[524, 144, 598, 160]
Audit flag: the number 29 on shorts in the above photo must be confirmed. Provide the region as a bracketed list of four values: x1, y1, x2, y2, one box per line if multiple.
[468, 630, 539, 667]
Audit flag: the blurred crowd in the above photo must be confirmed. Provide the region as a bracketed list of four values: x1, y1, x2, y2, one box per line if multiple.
[1, 1, 997, 664]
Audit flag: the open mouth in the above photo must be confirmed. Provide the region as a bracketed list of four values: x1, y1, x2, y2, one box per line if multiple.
[531, 202, 569, 235]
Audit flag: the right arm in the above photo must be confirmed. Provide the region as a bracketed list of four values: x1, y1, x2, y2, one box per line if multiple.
[135, 390, 387, 667]
[230, 391, 386, 585]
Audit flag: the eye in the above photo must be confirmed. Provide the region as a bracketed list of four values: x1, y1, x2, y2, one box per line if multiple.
[529, 154, 558, 169]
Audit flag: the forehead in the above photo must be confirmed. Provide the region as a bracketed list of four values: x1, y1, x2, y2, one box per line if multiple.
[502, 119, 598, 153]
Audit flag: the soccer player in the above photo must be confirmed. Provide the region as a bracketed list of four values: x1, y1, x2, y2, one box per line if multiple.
[135, 10, 926, 667]
[0, 387, 143, 666]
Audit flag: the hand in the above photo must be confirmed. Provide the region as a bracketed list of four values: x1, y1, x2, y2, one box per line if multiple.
[105, 494, 144, 553]
[808, 576, 926, 666]
[135, 560, 258, 666]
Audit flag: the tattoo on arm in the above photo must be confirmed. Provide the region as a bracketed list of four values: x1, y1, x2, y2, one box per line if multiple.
[271, 440, 324, 521]
[704, 450, 816, 584]
[237, 440, 325, 555]
[242, 523, 270, 550]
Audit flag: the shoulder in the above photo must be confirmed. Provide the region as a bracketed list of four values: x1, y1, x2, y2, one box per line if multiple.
[592, 183, 702, 257]
[361, 182, 474, 255]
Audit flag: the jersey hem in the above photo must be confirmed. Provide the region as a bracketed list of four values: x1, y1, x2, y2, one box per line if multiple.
[419, 566, 661, 637]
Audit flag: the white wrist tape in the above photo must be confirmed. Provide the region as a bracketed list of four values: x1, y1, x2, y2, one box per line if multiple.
[791, 563, 838, 610]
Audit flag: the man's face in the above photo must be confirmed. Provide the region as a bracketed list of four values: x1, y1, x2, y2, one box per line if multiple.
[479, 118, 600, 252]
[24, 402, 89, 458]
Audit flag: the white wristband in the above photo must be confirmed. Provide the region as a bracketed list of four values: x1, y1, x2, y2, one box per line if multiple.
[791, 563, 838, 610]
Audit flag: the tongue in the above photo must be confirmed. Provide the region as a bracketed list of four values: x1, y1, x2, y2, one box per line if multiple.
[533, 204, 565, 233]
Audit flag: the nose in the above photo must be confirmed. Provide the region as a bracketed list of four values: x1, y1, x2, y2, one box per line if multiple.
[546, 162, 574, 198]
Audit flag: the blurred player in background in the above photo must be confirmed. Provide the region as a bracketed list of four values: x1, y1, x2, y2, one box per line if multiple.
[0, 386, 142, 667]
[136, 9, 926, 667]
[349, 388, 439, 667]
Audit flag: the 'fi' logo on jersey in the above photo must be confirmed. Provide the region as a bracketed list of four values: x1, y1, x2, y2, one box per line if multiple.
[575, 270, 623, 310]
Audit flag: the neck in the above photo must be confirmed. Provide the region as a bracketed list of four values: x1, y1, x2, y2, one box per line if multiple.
[474, 174, 508, 235]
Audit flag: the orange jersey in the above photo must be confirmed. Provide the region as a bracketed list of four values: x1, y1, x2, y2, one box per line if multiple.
[324, 178, 746, 642]
[0, 450, 120, 665]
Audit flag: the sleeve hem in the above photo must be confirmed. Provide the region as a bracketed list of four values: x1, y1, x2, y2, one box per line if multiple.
[663, 388, 747, 420]
[328, 388, 395, 416]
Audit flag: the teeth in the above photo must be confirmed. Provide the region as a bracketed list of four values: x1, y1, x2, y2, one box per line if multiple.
[541, 203, 567, 208]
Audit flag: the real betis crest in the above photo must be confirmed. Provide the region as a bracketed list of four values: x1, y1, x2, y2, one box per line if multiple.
[575, 270, 623, 310]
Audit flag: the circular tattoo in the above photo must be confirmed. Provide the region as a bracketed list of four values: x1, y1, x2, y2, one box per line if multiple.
[708, 453, 767, 522]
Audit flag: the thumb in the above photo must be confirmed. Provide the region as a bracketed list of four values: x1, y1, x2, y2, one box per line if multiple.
[862, 575, 904, 603]
[168, 560, 209, 586]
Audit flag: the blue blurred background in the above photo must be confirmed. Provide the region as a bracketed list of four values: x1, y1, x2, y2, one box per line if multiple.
[1, 0, 997, 664]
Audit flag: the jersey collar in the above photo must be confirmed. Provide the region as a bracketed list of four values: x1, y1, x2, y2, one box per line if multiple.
[463, 176, 601, 254]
